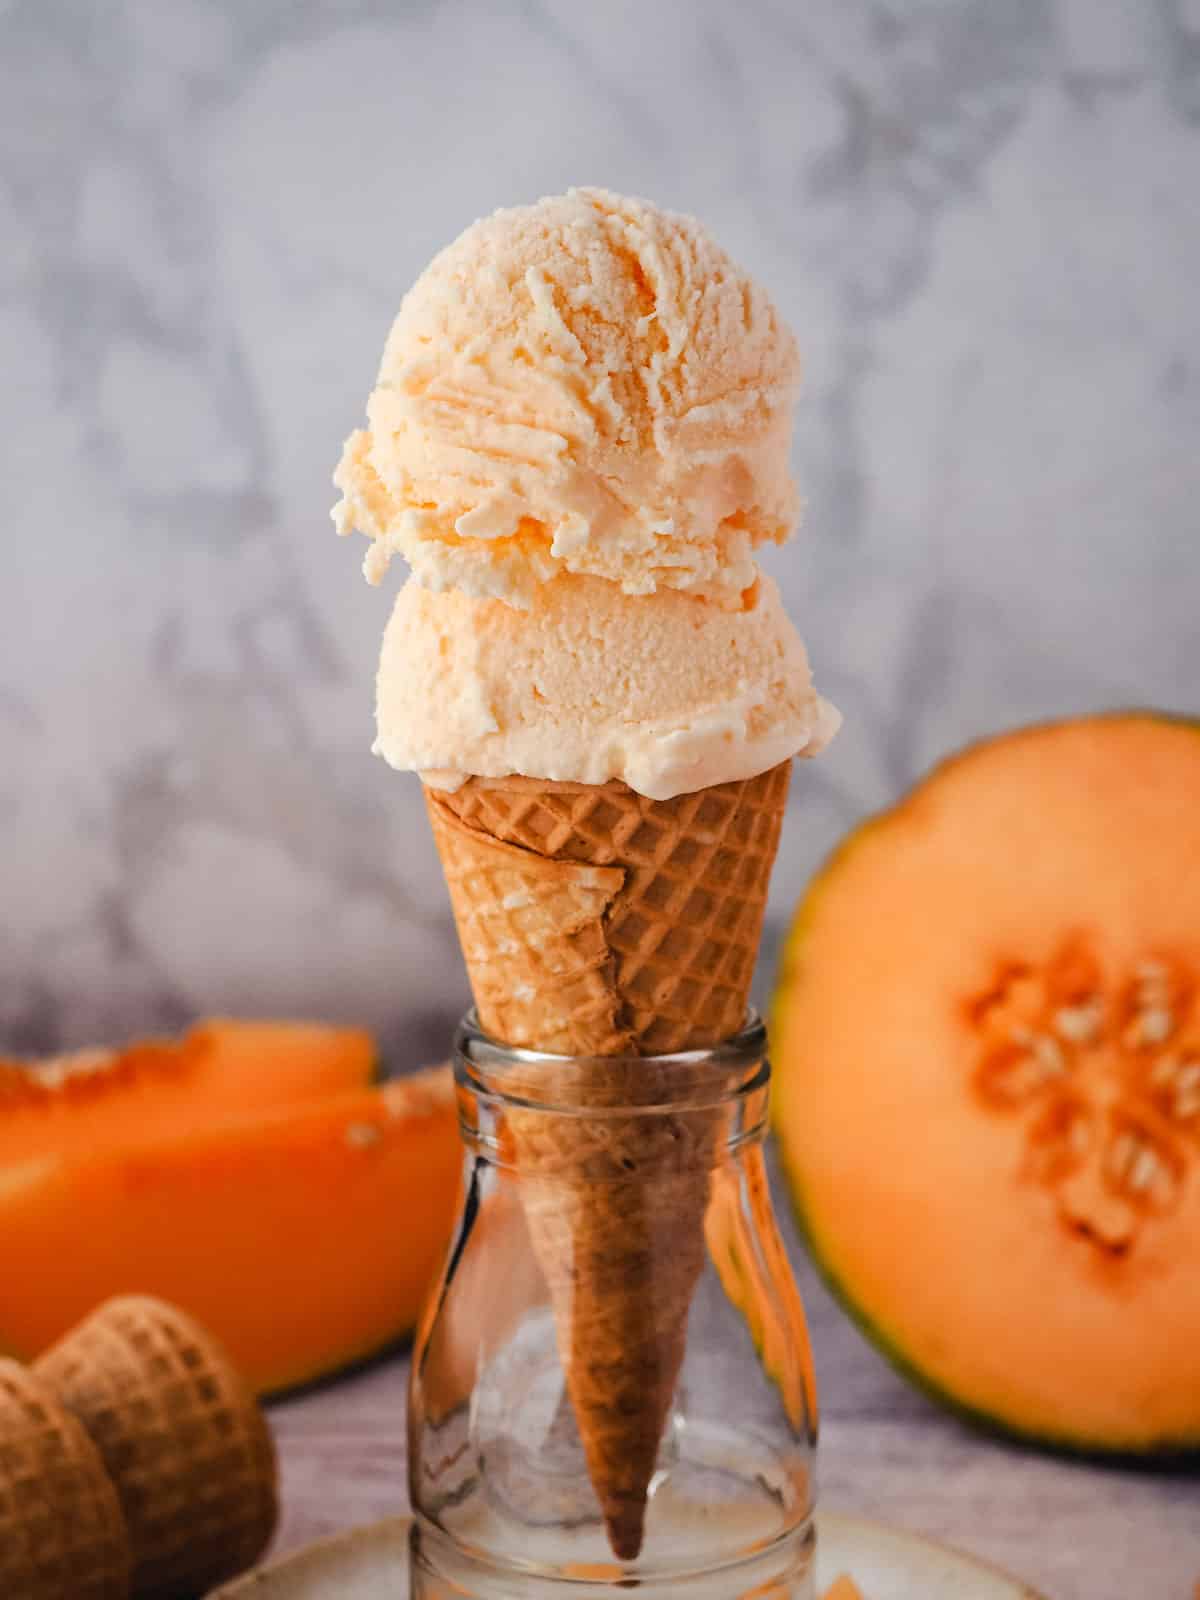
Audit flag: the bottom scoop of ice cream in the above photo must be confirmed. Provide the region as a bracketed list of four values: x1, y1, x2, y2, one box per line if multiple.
[374, 573, 839, 801]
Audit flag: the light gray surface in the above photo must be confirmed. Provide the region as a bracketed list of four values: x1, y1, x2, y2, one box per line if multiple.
[3, 0, 1199, 1052]
[3, 4, 1198, 1595]
[267, 1153, 1199, 1600]
[215, 1512, 1046, 1599]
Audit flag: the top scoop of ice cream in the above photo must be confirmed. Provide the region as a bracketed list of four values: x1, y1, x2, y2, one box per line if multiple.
[333, 187, 801, 608]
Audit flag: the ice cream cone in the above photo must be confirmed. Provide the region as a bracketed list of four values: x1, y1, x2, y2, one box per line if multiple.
[34, 1296, 278, 1599]
[426, 760, 789, 1557]
[0, 1358, 130, 1600]
[333, 188, 839, 1573]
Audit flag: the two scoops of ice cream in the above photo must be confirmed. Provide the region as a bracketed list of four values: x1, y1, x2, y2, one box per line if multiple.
[333, 187, 838, 1561]
[335, 186, 839, 800]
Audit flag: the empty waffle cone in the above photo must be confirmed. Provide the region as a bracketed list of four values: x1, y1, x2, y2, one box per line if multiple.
[426, 762, 789, 1559]
[0, 1358, 130, 1600]
[34, 1296, 278, 1599]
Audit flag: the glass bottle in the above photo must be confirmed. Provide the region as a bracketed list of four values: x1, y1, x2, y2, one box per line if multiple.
[408, 1012, 818, 1598]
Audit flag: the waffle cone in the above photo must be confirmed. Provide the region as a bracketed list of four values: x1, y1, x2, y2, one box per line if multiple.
[0, 1359, 130, 1600]
[426, 762, 789, 1559]
[34, 1297, 278, 1599]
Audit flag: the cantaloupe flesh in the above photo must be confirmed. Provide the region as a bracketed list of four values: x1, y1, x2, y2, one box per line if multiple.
[0, 1067, 461, 1393]
[0, 1019, 377, 1165]
[705, 1151, 818, 1436]
[774, 715, 1200, 1451]
[822, 1580, 865, 1600]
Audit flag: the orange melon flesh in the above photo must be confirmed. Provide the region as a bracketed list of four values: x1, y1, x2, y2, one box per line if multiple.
[774, 714, 1200, 1451]
[0, 1018, 377, 1164]
[0, 1067, 461, 1393]
[822, 1581, 865, 1600]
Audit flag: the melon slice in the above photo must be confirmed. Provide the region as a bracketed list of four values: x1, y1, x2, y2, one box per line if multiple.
[774, 713, 1200, 1453]
[0, 1066, 460, 1393]
[0, 1018, 376, 1164]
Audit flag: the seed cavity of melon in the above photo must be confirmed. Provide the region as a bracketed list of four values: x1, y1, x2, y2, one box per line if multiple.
[970, 944, 1196, 1253]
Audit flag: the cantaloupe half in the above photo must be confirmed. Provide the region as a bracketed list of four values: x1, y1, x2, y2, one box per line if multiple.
[774, 713, 1200, 1453]
[0, 1067, 460, 1393]
[0, 1018, 377, 1163]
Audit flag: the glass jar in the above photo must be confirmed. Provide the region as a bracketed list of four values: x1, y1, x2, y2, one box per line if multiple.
[408, 1012, 818, 1598]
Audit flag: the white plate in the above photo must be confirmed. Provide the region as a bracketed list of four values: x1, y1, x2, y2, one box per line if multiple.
[213, 1512, 1046, 1597]
[818, 1513, 1046, 1599]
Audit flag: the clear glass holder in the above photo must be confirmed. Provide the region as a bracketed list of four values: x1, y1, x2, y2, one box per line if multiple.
[408, 1012, 818, 1597]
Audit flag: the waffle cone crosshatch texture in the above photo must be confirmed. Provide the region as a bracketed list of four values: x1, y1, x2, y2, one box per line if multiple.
[424, 763, 791, 1057]
[34, 1296, 278, 1599]
[0, 1359, 131, 1600]
[426, 762, 790, 1555]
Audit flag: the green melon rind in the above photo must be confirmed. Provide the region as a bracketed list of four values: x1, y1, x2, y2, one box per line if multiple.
[771, 711, 1200, 1462]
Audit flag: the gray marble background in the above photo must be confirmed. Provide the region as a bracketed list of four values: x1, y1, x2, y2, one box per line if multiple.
[3, 0, 1198, 1061]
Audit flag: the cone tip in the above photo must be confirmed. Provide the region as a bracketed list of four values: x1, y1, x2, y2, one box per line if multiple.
[604, 1501, 646, 1562]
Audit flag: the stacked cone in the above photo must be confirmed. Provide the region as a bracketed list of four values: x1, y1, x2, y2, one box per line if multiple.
[0, 1295, 278, 1600]
[35, 1296, 279, 1599]
[426, 760, 789, 1559]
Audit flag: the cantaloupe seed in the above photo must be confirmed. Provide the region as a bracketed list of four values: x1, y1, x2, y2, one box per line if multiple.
[969, 943, 1196, 1251]
[21, 1049, 117, 1089]
[344, 1122, 381, 1148]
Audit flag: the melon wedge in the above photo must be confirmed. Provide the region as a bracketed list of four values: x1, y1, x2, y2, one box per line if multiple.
[774, 713, 1200, 1454]
[0, 1018, 377, 1164]
[0, 1067, 461, 1393]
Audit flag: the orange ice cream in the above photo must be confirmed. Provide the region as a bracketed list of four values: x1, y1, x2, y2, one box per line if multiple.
[335, 187, 839, 800]
[334, 187, 802, 608]
[375, 573, 838, 801]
